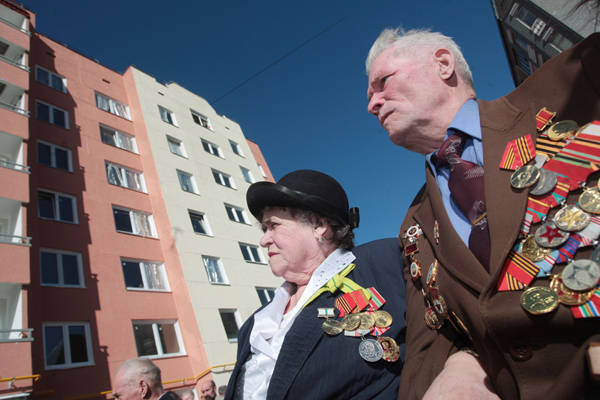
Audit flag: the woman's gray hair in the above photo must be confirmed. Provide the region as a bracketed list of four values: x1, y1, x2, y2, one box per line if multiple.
[365, 27, 474, 89]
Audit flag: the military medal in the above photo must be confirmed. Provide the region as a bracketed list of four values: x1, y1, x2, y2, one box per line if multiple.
[424, 305, 443, 330]
[529, 169, 558, 196]
[403, 224, 423, 240]
[536, 107, 556, 131]
[554, 204, 590, 232]
[535, 221, 569, 248]
[511, 164, 540, 189]
[358, 338, 383, 362]
[591, 246, 600, 263]
[358, 312, 375, 330]
[547, 120, 578, 141]
[579, 188, 600, 214]
[322, 319, 344, 336]
[561, 259, 600, 292]
[344, 329, 370, 337]
[550, 275, 594, 306]
[377, 336, 400, 362]
[520, 286, 559, 315]
[430, 292, 449, 319]
[373, 310, 393, 328]
[426, 259, 439, 289]
[341, 314, 361, 331]
[521, 235, 551, 262]
[409, 260, 422, 281]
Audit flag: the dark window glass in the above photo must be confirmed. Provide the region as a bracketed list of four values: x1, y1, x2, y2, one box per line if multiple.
[257, 289, 269, 306]
[250, 247, 260, 262]
[37, 142, 51, 166]
[189, 212, 206, 234]
[51, 75, 64, 92]
[58, 195, 74, 222]
[54, 148, 69, 170]
[41, 252, 59, 284]
[36, 68, 49, 85]
[133, 324, 157, 356]
[53, 108, 66, 128]
[122, 261, 143, 288]
[62, 254, 79, 285]
[37, 102, 50, 122]
[158, 323, 179, 354]
[38, 192, 55, 219]
[240, 245, 251, 262]
[114, 209, 132, 232]
[219, 311, 239, 340]
[44, 326, 65, 365]
[100, 126, 116, 146]
[68, 325, 88, 363]
[225, 206, 235, 221]
[192, 113, 200, 125]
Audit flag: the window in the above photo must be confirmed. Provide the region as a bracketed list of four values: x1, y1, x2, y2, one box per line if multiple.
[513, 48, 533, 75]
[106, 162, 146, 192]
[38, 190, 77, 223]
[240, 167, 254, 183]
[159, 105, 177, 126]
[40, 249, 84, 287]
[256, 287, 276, 306]
[203, 256, 229, 285]
[229, 140, 244, 156]
[121, 259, 169, 291]
[35, 66, 67, 93]
[191, 110, 212, 130]
[219, 309, 240, 342]
[239, 243, 263, 263]
[95, 92, 131, 119]
[258, 164, 267, 178]
[113, 207, 157, 238]
[167, 136, 186, 157]
[549, 31, 573, 52]
[132, 321, 183, 357]
[36, 100, 69, 129]
[37, 141, 72, 172]
[43, 322, 93, 370]
[201, 139, 223, 158]
[225, 204, 249, 224]
[177, 170, 198, 194]
[189, 211, 211, 235]
[212, 169, 235, 188]
[100, 125, 137, 153]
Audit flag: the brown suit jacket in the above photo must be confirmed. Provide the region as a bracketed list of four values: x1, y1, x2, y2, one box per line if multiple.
[398, 33, 600, 400]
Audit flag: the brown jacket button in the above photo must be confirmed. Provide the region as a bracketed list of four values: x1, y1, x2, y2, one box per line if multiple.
[509, 344, 533, 361]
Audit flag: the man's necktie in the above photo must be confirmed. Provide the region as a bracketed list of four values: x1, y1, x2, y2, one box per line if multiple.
[435, 133, 490, 270]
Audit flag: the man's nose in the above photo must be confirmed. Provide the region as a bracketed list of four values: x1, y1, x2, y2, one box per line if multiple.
[367, 93, 383, 116]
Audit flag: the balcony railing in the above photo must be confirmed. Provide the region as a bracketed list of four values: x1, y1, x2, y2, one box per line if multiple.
[0, 233, 31, 246]
[0, 15, 29, 35]
[0, 54, 28, 71]
[0, 100, 29, 116]
[0, 159, 30, 173]
[0, 328, 34, 343]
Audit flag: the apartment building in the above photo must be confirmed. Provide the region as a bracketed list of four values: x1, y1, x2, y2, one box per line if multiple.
[0, 1, 279, 398]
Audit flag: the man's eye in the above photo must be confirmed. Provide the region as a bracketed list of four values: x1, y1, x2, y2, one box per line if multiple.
[381, 73, 392, 85]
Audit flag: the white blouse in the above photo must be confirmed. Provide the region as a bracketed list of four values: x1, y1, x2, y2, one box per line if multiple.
[241, 248, 356, 399]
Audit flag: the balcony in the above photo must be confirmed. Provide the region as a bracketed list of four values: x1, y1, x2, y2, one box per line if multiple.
[0, 38, 28, 78]
[0, 1, 29, 35]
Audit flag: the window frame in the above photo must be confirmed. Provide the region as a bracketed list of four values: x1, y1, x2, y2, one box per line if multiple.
[240, 166, 255, 183]
[225, 204, 250, 224]
[35, 65, 67, 93]
[212, 169, 236, 189]
[132, 320, 185, 359]
[158, 105, 177, 126]
[177, 170, 199, 194]
[105, 161, 147, 193]
[218, 309, 241, 342]
[258, 164, 267, 178]
[38, 189, 78, 224]
[112, 206, 157, 238]
[256, 287, 276, 306]
[121, 258, 170, 292]
[40, 248, 85, 288]
[35, 100, 70, 129]
[239, 242, 264, 264]
[190, 109, 212, 130]
[166, 135, 187, 158]
[95, 92, 131, 120]
[43, 322, 94, 370]
[189, 210, 212, 236]
[37, 140, 73, 172]
[229, 140, 244, 157]
[202, 256, 229, 285]
[201, 139, 223, 158]
[100, 124, 138, 153]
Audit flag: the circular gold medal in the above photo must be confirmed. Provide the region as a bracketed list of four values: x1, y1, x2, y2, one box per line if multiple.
[511, 165, 540, 189]
[377, 336, 400, 362]
[521, 235, 551, 262]
[547, 120, 578, 141]
[553, 204, 590, 232]
[358, 312, 375, 330]
[579, 189, 600, 214]
[373, 310, 393, 328]
[520, 286, 559, 315]
[424, 306, 443, 330]
[341, 314, 361, 331]
[549, 274, 594, 306]
[322, 319, 344, 336]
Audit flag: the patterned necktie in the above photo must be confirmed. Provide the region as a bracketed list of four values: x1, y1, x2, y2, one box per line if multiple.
[434, 133, 490, 270]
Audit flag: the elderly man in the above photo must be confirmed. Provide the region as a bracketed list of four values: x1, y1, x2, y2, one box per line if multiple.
[200, 380, 216, 400]
[366, 28, 600, 399]
[112, 358, 180, 400]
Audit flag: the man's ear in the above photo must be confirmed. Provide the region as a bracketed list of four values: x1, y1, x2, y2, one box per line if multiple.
[139, 380, 151, 399]
[434, 48, 456, 81]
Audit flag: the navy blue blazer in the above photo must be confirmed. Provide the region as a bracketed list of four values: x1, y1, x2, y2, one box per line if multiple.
[225, 238, 406, 400]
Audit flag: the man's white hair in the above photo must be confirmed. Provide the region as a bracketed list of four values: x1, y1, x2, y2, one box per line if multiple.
[365, 27, 474, 89]
[117, 358, 163, 390]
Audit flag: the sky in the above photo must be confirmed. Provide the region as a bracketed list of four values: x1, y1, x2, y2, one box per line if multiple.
[23, 0, 515, 244]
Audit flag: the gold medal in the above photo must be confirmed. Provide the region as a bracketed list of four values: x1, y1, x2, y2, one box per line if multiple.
[579, 188, 600, 214]
[377, 336, 400, 362]
[521, 235, 551, 262]
[547, 120, 578, 141]
[520, 286, 559, 315]
[341, 314, 361, 331]
[322, 319, 344, 336]
[510, 164, 540, 189]
[373, 310, 393, 328]
[549, 274, 594, 306]
[409, 260, 422, 281]
[424, 305, 443, 330]
[426, 259, 439, 289]
[358, 312, 375, 330]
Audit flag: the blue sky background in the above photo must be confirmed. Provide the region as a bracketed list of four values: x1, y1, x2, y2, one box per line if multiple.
[24, 0, 515, 244]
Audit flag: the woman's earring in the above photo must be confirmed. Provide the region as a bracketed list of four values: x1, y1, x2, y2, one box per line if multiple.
[318, 236, 324, 243]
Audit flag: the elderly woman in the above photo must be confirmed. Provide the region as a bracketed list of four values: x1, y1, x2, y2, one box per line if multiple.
[225, 170, 406, 400]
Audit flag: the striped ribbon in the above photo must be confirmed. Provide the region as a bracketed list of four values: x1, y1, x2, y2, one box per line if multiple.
[367, 287, 386, 311]
[535, 107, 556, 131]
[499, 135, 536, 170]
[555, 234, 582, 264]
[535, 136, 567, 160]
[498, 249, 540, 291]
[571, 288, 600, 319]
[534, 249, 559, 277]
[577, 215, 600, 247]
[303, 263, 368, 309]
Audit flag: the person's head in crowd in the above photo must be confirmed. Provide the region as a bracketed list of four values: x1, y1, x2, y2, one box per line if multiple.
[199, 379, 216, 400]
[179, 389, 195, 400]
[112, 358, 165, 400]
[217, 385, 226, 397]
[366, 28, 476, 154]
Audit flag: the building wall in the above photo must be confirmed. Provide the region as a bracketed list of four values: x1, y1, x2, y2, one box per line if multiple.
[128, 69, 282, 387]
